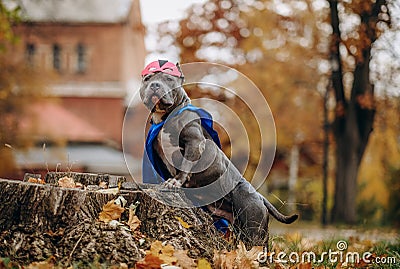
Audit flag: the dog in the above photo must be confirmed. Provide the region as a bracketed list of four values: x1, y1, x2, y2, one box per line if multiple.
[139, 60, 298, 247]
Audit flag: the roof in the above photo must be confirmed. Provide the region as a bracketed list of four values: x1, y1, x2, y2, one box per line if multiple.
[20, 102, 106, 143]
[6, 0, 134, 23]
[13, 144, 140, 176]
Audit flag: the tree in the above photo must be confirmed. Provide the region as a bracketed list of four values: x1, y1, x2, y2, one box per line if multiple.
[157, 0, 328, 213]
[155, 0, 396, 223]
[328, 0, 391, 223]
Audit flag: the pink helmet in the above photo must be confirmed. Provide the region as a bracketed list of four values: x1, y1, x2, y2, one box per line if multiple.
[141, 60, 183, 78]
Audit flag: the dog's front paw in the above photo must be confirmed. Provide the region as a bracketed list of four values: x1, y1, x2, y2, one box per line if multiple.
[162, 178, 182, 189]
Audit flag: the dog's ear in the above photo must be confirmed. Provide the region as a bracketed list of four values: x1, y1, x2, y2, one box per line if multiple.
[176, 62, 185, 83]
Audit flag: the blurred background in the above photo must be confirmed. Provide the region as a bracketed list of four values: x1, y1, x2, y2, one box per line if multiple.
[0, 0, 399, 227]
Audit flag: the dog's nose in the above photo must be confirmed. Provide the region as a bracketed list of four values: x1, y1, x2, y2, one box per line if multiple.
[150, 82, 161, 91]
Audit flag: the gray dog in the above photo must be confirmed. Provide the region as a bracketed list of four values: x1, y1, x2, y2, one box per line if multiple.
[139, 60, 298, 247]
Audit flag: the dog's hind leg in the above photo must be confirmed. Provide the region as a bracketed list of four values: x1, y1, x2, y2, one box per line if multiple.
[231, 181, 270, 248]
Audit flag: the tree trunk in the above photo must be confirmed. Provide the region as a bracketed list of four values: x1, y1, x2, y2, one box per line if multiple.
[329, 0, 383, 224]
[331, 52, 376, 224]
[332, 106, 361, 224]
[0, 173, 229, 266]
[322, 88, 330, 226]
[288, 144, 299, 212]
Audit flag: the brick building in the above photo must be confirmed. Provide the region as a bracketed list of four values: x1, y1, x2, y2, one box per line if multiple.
[8, 0, 146, 179]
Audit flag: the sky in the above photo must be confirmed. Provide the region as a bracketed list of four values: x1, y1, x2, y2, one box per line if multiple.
[140, 0, 206, 61]
[139, 0, 206, 62]
[139, 0, 202, 25]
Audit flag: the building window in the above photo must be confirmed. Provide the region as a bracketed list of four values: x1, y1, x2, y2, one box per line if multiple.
[25, 43, 35, 67]
[76, 43, 87, 73]
[52, 44, 61, 71]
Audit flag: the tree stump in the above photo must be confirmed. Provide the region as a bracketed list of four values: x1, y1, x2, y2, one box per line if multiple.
[0, 173, 229, 267]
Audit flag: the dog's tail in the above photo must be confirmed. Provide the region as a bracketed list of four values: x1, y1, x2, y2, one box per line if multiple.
[261, 195, 298, 224]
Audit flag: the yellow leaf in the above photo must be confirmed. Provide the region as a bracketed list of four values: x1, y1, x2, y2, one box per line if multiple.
[149, 240, 163, 256]
[147, 240, 178, 265]
[159, 244, 177, 265]
[28, 177, 45, 184]
[98, 200, 125, 223]
[197, 259, 212, 269]
[174, 216, 192, 229]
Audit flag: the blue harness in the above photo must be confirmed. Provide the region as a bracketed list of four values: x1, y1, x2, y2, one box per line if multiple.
[142, 104, 229, 233]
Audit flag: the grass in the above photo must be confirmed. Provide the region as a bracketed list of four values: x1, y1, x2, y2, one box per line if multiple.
[267, 225, 400, 269]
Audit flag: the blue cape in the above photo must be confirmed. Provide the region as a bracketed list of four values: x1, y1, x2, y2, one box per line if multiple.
[142, 104, 229, 232]
[143, 104, 221, 184]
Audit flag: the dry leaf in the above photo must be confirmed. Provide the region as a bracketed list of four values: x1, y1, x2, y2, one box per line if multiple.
[174, 250, 197, 269]
[147, 241, 178, 265]
[99, 181, 108, 188]
[197, 258, 212, 269]
[149, 240, 163, 255]
[213, 249, 236, 269]
[58, 176, 77, 188]
[236, 242, 261, 268]
[135, 254, 164, 269]
[159, 244, 178, 265]
[174, 216, 192, 229]
[98, 200, 125, 223]
[298, 262, 312, 269]
[128, 214, 141, 232]
[274, 263, 286, 269]
[26, 256, 56, 269]
[28, 177, 45, 184]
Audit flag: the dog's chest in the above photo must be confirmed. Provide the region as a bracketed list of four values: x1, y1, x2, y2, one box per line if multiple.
[153, 128, 181, 177]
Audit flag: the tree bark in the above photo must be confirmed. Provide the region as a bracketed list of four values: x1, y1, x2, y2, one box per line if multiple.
[0, 173, 229, 266]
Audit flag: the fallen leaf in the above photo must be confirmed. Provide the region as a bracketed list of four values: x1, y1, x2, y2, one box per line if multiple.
[236, 242, 262, 268]
[128, 214, 141, 232]
[58, 176, 77, 188]
[147, 241, 178, 265]
[174, 250, 197, 269]
[159, 244, 178, 265]
[28, 177, 46, 184]
[298, 262, 312, 269]
[98, 199, 125, 223]
[26, 256, 56, 269]
[135, 254, 164, 269]
[99, 181, 108, 188]
[274, 263, 286, 269]
[213, 249, 236, 269]
[149, 240, 163, 255]
[174, 216, 192, 229]
[197, 258, 212, 269]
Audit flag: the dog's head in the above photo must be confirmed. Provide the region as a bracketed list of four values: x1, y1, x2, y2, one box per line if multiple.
[139, 60, 189, 120]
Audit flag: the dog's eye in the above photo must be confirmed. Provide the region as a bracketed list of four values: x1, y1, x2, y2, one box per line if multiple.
[143, 75, 152, 82]
[166, 77, 173, 81]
